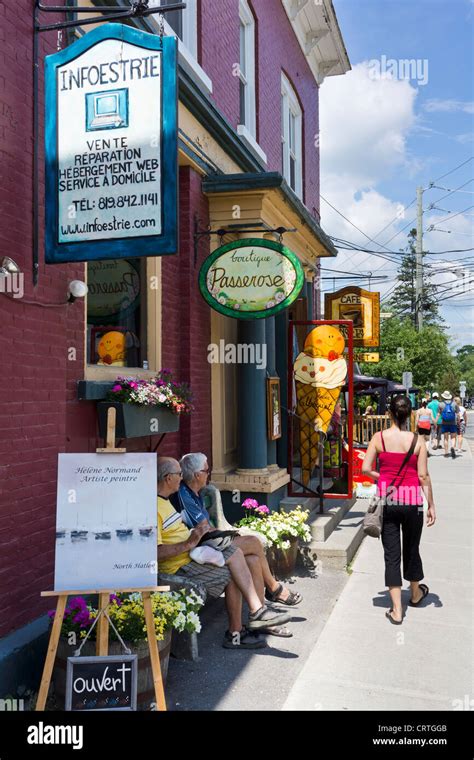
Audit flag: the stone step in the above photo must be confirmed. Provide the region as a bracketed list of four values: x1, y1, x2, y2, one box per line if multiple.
[307, 499, 370, 570]
[306, 497, 356, 542]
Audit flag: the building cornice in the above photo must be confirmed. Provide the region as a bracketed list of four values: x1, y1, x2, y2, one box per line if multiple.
[282, 0, 351, 85]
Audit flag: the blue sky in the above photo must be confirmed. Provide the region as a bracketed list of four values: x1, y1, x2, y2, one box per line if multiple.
[319, 0, 474, 348]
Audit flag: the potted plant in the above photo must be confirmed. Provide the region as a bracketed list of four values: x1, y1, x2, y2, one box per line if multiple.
[236, 499, 312, 578]
[50, 589, 203, 710]
[97, 369, 194, 439]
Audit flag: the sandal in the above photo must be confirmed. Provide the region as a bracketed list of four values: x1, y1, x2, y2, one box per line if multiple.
[386, 609, 403, 625]
[259, 625, 293, 638]
[409, 583, 429, 607]
[265, 583, 302, 606]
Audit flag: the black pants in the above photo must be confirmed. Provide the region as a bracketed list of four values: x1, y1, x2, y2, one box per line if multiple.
[382, 503, 424, 587]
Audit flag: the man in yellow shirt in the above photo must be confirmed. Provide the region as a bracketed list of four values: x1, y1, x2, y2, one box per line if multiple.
[157, 457, 292, 648]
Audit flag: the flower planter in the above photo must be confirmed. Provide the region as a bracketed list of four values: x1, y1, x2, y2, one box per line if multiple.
[53, 632, 171, 711]
[97, 401, 180, 439]
[266, 537, 299, 579]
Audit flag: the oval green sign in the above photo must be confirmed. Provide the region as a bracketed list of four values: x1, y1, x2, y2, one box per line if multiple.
[198, 238, 305, 319]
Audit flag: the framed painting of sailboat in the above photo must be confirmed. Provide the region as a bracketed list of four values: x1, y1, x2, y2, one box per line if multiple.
[54, 453, 157, 591]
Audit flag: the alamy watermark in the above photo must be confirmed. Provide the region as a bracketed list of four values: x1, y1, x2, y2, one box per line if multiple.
[0, 271, 24, 299]
[207, 340, 267, 370]
[368, 55, 429, 86]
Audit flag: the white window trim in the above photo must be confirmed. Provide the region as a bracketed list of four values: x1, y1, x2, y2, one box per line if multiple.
[238, 0, 256, 138]
[281, 72, 303, 199]
[237, 124, 267, 165]
[147, 2, 213, 96]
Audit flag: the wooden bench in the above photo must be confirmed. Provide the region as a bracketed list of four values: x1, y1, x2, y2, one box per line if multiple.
[158, 484, 266, 660]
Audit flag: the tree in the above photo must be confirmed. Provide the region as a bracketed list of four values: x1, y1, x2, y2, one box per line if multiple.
[360, 317, 456, 389]
[386, 230, 444, 327]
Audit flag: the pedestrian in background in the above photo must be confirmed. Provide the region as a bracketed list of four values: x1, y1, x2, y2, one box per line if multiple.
[454, 396, 467, 453]
[415, 400, 436, 455]
[439, 391, 459, 459]
[362, 395, 436, 625]
[427, 392, 442, 450]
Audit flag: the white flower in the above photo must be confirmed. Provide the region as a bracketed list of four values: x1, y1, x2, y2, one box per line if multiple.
[266, 301, 275, 309]
[218, 296, 226, 304]
[275, 292, 285, 302]
[186, 611, 201, 632]
[233, 303, 240, 310]
[174, 612, 186, 632]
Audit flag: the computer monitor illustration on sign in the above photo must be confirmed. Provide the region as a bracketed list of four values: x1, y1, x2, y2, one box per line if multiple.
[86, 88, 129, 132]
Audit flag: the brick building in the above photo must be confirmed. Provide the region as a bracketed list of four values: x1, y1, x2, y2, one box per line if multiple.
[0, 0, 349, 691]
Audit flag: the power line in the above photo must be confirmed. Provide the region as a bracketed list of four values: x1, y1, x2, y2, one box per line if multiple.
[430, 157, 474, 185]
[429, 204, 474, 227]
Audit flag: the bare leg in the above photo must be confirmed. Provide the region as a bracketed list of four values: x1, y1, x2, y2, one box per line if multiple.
[388, 586, 403, 622]
[444, 432, 449, 455]
[226, 548, 262, 613]
[224, 579, 243, 632]
[410, 580, 423, 604]
[245, 555, 265, 605]
[233, 535, 290, 599]
[458, 433, 464, 452]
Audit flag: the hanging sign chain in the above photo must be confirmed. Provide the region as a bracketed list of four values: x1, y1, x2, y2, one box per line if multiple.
[74, 601, 132, 657]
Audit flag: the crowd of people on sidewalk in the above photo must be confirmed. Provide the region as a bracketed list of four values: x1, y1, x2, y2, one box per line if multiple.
[416, 390, 467, 459]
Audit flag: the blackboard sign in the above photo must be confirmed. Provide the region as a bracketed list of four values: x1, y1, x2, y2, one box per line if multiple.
[66, 655, 137, 711]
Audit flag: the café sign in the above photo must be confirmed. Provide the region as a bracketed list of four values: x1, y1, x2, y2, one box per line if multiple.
[324, 286, 380, 347]
[199, 239, 305, 319]
[44, 24, 178, 263]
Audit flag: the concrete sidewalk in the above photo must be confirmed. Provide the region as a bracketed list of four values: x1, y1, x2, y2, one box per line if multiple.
[283, 435, 473, 711]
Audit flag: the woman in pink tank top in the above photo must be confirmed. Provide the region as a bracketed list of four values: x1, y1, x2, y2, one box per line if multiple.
[362, 395, 436, 625]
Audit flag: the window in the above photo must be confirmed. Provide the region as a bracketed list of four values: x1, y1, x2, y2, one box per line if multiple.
[238, 0, 256, 138]
[86, 258, 148, 369]
[281, 73, 303, 198]
[157, 0, 197, 58]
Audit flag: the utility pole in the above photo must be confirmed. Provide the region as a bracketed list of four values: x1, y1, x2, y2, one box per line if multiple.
[415, 185, 424, 331]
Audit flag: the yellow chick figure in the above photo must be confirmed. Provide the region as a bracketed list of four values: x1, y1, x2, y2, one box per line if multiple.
[97, 331, 126, 366]
[303, 324, 345, 360]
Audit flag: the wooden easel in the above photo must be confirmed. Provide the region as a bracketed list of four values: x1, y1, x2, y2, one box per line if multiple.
[36, 408, 169, 711]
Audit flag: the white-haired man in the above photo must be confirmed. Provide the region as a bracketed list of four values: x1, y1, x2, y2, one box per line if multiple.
[172, 453, 303, 618]
[157, 457, 292, 648]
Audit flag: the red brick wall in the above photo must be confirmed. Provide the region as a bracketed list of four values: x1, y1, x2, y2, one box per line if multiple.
[200, 0, 320, 216]
[0, 2, 87, 635]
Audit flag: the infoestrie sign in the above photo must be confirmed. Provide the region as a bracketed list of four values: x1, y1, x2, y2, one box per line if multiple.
[45, 24, 177, 263]
[198, 238, 305, 319]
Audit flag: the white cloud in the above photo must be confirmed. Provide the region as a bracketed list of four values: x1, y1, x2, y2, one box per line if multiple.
[456, 132, 474, 144]
[319, 62, 419, 291]
[423, 99, 474, 114]
[318, 61, 474, 320]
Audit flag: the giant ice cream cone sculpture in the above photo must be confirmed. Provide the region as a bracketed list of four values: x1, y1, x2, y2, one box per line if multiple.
[293, 325, 348, 486]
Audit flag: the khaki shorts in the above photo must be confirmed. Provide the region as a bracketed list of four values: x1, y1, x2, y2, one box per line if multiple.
[177, 544, 237, 598]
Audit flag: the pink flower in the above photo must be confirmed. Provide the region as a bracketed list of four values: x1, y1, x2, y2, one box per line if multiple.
[129, 382, 138, 389]
[257, 505, 270, 514]
[112, 384, 122, 392]
[242, 498, 259, 510]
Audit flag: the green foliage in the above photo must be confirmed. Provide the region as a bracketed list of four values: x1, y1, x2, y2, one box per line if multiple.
[359, 317, 456, 389]
[454, 345, 474, 394]
[385, 230, 444, 328]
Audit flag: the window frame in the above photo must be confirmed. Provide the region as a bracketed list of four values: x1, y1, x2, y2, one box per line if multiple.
[281, 72, 303, 199]
[238, 0, 256, 139]
[84, 257, 162, 381]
